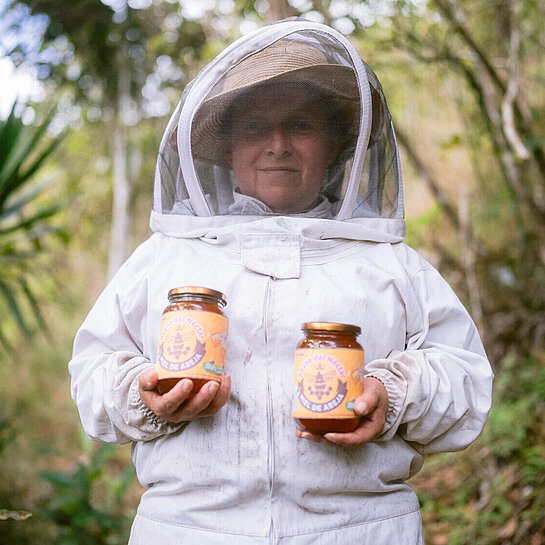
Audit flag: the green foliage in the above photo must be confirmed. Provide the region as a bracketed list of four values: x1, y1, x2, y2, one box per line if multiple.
[405, 203, 444, 249]
[487, 356, 545, 461]
[0, 406, 36, 535]
[0, 102, 66, 349]
[40, 435, 136, 545]
[0, 417, 16, 457]
[412, 353, 545, 544]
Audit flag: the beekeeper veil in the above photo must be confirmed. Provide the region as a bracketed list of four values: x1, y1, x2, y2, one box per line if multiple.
[154, 20, 403, 225]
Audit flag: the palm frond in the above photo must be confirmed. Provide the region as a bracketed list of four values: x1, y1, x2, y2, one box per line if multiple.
[0, 204, 62, 236]
[0, 100, 65, 350]
[0, 173, 59, 222]
[0, 105, 61, 208]
[0, 277, 32, 338]
[19, 276, 51, 337]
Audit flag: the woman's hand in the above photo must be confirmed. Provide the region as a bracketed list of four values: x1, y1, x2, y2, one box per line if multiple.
[139, 369, 231, 423]
[295, 377, 388, 447]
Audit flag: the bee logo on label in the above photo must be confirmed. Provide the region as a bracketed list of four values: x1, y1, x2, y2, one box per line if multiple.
[157, 315, 206, 371]
[296, 354, 348, 413]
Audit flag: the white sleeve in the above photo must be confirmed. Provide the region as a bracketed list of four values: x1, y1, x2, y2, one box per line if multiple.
[364, 263, 493, 453]
[69, 260, 184, 444]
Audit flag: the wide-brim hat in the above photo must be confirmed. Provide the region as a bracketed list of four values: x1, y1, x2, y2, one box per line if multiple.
[190, 39, 361, 167]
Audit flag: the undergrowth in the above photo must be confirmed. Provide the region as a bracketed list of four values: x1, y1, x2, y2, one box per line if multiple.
[411, 353, 545, 545]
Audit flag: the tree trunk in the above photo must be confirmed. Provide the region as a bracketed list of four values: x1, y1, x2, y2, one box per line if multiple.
[107, 46, 131, 279]
[265, 0, 293, 21]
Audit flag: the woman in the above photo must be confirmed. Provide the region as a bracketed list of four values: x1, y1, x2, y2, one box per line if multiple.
[69, 19, 493, 544]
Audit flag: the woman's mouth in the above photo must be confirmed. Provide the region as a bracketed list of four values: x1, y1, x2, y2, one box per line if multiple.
[259, 167, 298, 172]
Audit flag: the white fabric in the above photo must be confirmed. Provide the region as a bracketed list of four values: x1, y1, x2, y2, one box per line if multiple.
[69, 18, 493, 545]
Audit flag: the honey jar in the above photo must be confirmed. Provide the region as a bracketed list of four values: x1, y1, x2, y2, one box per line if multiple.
[292, 322, 364, 433]
[156, 287, 228, 396]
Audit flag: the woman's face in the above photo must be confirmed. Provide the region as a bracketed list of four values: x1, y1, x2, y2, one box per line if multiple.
[227, 85, 336, 214]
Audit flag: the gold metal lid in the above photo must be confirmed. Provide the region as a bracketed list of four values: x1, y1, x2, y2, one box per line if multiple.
[301, 322, 361, 334]
[168, 286, 226, 306]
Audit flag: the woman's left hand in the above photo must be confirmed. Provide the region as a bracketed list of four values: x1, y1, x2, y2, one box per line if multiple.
[295, 377, 389, 447]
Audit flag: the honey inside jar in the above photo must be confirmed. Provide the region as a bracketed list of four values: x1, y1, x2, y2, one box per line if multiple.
[156, 287, 228, 397]
[292, 322, 364, 433]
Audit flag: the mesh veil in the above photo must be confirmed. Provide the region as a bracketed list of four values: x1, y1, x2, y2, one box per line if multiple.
[154, 28, 403, 222]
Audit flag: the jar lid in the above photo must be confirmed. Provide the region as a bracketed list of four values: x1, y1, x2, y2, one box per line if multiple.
[168, 286, 226, 306]
[301, 322, 361, 334]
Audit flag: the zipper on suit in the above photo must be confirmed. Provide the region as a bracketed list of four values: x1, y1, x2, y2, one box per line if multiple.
[263, 278, 277, 545]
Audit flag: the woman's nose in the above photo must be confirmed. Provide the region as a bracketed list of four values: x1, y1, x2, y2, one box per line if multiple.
[266, 126, 291, 157]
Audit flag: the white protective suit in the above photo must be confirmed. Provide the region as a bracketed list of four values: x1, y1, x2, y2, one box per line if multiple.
[69, 19, 493, 545]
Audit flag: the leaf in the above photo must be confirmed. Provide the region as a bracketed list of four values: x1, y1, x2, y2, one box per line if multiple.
[0, 324, 15, 354]
[0, 104, 21, 175]
[40, 469, 78, 489]
[0, 509, 33, 521]
[0, 277, 32, 338]
[0, 251, 40, 265]
[0, 205, 62, 237]
[90, 443, 116, 469]
[20, 277, 51, 336]
[0, 101, 64, 341]
[0, 173, 58, 221]
[0, 109, 60, 208]
[15, 136, 62, 191]
[112, 464, 137, 501]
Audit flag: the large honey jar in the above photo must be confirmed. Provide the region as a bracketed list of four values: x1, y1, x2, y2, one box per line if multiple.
[156, 287, 228, 396]
[292, 322, 364, 433]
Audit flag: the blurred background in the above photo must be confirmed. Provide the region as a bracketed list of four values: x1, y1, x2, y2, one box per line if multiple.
[1, 0, 544, 543]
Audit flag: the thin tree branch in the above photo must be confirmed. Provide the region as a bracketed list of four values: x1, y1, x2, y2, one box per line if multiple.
[446, 53, 545, 226]
[265, 0, 294, 21]
[501, 7, 530, 161]
[394, 125, 459, 228]
[458, 185, 484, 332]
[432, 0, 506, 93]
[433, 0, 545, 179]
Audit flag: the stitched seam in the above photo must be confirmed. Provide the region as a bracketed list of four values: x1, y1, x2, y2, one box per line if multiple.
[406, 266, 432, 340]
[280, 506, 421, 538]
[135, 512, 268, 538]
[135, 505, 421, 538]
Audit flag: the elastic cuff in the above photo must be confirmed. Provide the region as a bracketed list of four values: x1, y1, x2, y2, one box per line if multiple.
[129, 377, 185, 435]
[363, 369, 405, 437]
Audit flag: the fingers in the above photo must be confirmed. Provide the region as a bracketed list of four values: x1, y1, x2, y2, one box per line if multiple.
[296, 377, 389, 448]
[139, 368, 158, 391]
[354, 377, 386, 417]
[296, 413, 383, 447]
[140, 378, 193, 421]
[323, 414, 384, 446]
[295, 429, 328, 444]
[295, 423, 378, 447]
[203, 375, 231, 414]
[138, 371, 231, 424]
[171, 376, 231, 421]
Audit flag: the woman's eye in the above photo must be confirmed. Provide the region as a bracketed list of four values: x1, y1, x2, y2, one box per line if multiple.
[244, 121, 267, 134]
[291, 120, 313, 132]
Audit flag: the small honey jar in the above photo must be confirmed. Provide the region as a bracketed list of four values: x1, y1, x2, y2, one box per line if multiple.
[156, 287, 228, 396]
[292, 322, 364, 433]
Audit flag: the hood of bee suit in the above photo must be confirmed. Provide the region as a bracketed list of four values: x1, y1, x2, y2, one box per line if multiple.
[150, 18, 405, 244]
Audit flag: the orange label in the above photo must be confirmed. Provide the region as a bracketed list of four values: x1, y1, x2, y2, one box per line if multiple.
[292, 348, 364, 419]
[156, 310, 228, 381]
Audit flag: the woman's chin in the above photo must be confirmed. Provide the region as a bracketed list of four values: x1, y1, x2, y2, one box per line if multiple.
[261, 194, 316, 215]
[267, 202, 307, 214]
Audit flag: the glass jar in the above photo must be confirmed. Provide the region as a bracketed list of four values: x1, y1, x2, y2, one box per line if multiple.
[156, 287, 228, 396]
[292, 322, 364, 433]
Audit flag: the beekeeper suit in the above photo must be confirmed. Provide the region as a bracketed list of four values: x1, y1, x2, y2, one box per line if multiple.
[69, 18, 493, 545]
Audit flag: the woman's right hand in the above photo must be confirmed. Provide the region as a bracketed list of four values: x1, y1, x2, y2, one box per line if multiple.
[139, 369, 231, 423]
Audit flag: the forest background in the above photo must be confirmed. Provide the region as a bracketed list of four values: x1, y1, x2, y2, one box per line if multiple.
[1, 0, 544, 543]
